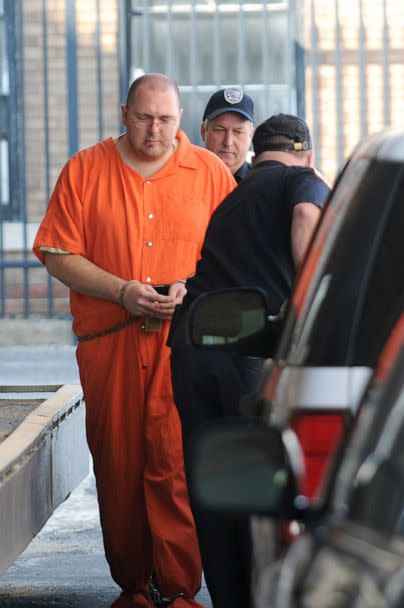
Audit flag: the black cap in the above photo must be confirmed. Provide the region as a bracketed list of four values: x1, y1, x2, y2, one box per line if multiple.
[203, 88, 255, 123]
[253, 113, 312, 156]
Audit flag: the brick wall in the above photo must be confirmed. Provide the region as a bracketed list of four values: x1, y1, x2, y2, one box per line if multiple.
[24, 0, 121, 224]
[303, 0, 404, 183]
[3, 0, 121, 318]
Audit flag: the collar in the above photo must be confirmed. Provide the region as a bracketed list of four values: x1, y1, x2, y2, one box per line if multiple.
[173, 129, 201, 170]
[253, 160, 286, 170]
[234, 161, 252, 183]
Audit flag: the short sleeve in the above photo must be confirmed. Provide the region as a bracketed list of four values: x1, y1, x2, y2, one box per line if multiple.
[286, 168, 330, 211]
[33, 156, 86, 264]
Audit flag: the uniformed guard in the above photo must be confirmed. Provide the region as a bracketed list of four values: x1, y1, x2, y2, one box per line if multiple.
[169, 113, 331, 608]
[201, 88, 255, 183]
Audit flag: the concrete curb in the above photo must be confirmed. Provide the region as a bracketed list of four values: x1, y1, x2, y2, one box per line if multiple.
[0, 385, 89, 576]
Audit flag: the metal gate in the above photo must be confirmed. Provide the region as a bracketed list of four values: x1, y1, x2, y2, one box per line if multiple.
[2, 0, 401, 319]
[1, 0, 299, 320]
[125, 0, 300, 143]
[303, 0, 402, 178]
[0, 0, 120, 319]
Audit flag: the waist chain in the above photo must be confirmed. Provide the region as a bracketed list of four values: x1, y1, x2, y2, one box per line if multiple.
[76, 315, 138, 342]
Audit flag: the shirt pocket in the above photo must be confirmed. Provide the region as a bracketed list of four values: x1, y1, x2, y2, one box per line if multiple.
[162, 193, 207, 244]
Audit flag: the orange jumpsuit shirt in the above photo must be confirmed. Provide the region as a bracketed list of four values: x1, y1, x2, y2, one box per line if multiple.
[33, 130, 236, 607]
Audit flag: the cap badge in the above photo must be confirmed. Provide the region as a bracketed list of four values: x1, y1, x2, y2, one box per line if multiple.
[224, 88, 243, 105]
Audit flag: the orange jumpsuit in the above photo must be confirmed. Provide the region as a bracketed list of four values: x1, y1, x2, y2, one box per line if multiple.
[33, 131, 236, 607]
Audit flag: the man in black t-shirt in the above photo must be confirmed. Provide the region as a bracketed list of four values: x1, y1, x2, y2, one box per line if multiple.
[169, 114, 330, 608]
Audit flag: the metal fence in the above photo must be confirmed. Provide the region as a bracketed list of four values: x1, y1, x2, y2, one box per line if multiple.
[126, 0, 299, 143]
[0, 0, 299, 319]
[1, 0, 402, 319]
[0, 0, 120, 318]
[304, 0, 403, 179]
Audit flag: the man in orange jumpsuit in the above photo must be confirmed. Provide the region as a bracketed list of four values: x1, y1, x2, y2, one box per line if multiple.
[33, 73, 236, 608]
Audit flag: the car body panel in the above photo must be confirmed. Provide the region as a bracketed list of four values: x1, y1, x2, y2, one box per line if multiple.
[261, 131, 404, 500]
[187, 129, 404, 608]
[273, 311, 404, 607]
[268, 366, 372, 414]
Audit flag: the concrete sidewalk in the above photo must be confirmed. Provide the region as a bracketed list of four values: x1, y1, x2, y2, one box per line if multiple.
[0, 472, 213, 607]
[0, 345, 79, 385]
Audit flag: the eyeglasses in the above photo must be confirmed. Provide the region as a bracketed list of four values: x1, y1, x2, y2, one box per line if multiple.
[130, 113, 178, 128]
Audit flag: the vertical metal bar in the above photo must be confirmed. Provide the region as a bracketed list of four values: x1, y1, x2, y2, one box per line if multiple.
[0, 257, 4, 316]
[143, 1, 150, 74]
[41, 1, 50, 206]
[288, 0, 297, 113]
[190, 0, 196, 87]
[261, 1, 270, 117]
[190, 0, 198, 141]
[294, 0, 306, 118]
[119, 0, 130, 103]
[6, 0, 25, 222]
[0, 0, 6, 315]
[0, 141, 4, 314]
[382, 0, 391, 126]
[12, 0, 29, 316]
[95, 0, 104, 141]
[166, 0, 173, 77]
[237, 0, 244, 86]
[334, 0, 344, 169]
[66, 0, 78, 156]
[42, 0, 53, 316]
[358, 0, 367, 139]
[213, 2, 220, 85]
[309, 0, 321, 167]
[15, 0, 25, 221]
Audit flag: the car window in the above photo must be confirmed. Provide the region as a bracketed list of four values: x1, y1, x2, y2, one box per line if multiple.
[277, 156, 369, 361]
[348, 170, 404, 366]
[287, 160, 404, 366]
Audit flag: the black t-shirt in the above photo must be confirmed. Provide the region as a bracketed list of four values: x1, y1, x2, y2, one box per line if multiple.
[183, 160, 330, 314]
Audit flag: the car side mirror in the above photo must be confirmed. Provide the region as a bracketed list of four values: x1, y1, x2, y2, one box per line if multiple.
[188, 287, 284, 357]
[189, 419, 307, 518]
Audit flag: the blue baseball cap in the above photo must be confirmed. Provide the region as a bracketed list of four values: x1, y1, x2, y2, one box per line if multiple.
[203, 88, 255, 123]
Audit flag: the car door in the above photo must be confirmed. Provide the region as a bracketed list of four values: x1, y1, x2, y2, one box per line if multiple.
[276, 324, 404, 608]
[265, 133, 404, 499]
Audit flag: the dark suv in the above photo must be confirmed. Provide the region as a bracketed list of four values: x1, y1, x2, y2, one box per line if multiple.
[192, 310, 404, 608]
[187, 128, 404, 606]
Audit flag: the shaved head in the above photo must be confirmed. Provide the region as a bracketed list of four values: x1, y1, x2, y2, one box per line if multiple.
[126, 73, 180, 108]
[120, 72, 183, 163]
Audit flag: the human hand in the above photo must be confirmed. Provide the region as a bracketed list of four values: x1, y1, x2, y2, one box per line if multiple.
[168, 281, 187, 305]
[121, 281, 176, 319]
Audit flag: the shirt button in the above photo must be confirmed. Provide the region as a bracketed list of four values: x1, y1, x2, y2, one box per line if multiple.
[145, 277, 152, 283]
[146, 241, 153, 247]
[147, 213, 154, 219]
[146, 180, 151, 185]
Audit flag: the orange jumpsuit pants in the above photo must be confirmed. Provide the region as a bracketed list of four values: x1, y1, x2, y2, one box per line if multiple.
[32, 132, 236, 607]
[77, 320, 203, 607]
